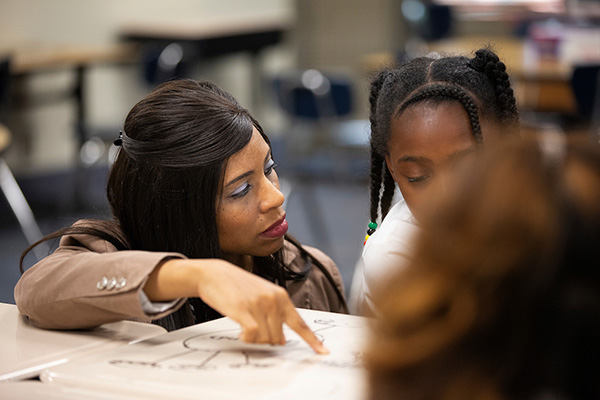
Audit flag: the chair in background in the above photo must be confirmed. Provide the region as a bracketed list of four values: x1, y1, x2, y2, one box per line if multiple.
[142, 42, 191, 87]
[271, 69, 369, 179]
[75, 43, 190, 212]
[270, 69, 370, 258]
[400, 0, 454, 61]
[521, 64, 600, 138]
[570, 64, 600, 135]
[79, 42, 191, 169]
[0, 57, 44, 257]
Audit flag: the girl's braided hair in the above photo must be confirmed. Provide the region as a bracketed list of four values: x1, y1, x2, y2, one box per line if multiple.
[368, 48, 519, 226]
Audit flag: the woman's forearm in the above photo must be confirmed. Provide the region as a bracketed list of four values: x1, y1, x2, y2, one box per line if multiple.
[143, 257, 328, 353]
[143, 258, 215, 301]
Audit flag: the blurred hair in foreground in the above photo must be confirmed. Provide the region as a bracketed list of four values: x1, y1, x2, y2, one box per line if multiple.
[366, 132, 600, 400]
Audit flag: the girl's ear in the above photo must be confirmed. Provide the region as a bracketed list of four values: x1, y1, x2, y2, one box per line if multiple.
[385, 154, 397, 182]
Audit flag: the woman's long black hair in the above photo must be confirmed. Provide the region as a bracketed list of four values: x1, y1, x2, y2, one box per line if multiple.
[20, 79, 347, 330]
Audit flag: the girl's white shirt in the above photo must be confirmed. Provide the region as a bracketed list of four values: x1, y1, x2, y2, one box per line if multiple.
[355, 198, 420, 315]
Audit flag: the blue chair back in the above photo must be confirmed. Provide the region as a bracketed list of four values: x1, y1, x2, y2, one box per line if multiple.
[142, 42, 190, 87]
[272, 70, 353, 120]
[0, 58, 10, 122]
[571, 64, 600, 119]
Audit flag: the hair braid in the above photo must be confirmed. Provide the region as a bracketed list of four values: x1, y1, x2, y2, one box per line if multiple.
[368, 69, 395, 226]
[399, 84, 483, 144]
[369, 149, 385, 224]
[469, 49, 519, 127]
[369, 69, 393, 132]
[380, 167, 396, 219]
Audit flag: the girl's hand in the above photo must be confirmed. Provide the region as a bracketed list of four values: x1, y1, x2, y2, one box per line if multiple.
[144, 258, 328, 354]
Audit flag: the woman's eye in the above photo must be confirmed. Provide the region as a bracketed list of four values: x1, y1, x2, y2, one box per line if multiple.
[265, 159, 278, 175]
[407, 175, 430, 183]
[230, 183, 251, 199]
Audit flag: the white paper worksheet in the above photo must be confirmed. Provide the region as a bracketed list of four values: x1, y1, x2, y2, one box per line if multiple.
[41, 309, 369, 400]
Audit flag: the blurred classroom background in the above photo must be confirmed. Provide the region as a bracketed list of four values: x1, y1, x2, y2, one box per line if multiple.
[1, 0, 599, 304]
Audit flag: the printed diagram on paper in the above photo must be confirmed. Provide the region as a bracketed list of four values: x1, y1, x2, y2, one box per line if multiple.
[109, 316, 363, 371]
[42, 309, 369, 400]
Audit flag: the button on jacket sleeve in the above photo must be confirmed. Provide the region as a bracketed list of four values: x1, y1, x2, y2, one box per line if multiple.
[14, 222, 187, 330]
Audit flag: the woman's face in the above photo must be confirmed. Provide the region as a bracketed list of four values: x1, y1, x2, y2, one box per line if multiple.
[216, 127, 287, 266]
[386, 101, 484, 221]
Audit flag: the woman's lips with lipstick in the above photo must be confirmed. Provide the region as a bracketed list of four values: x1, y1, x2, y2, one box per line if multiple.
[260, 215, 288, 238]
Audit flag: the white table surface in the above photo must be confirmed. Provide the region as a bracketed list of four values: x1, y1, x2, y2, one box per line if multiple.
[0, 302, 166, 382]
[0, 381, 144, 400]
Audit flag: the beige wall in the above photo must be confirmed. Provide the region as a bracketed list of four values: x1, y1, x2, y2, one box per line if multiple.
[1, 0, 404, 173]
[0, 0, 295, 172]
[292, 0, 405, 120]
[0, 0, 294, 46]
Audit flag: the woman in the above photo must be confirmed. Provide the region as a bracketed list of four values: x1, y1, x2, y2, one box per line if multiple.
[366, 133, 600, 399]
[15, 79, 347, 354]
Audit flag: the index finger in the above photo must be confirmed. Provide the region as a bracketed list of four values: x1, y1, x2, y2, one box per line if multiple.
[283, 307, 329, 354]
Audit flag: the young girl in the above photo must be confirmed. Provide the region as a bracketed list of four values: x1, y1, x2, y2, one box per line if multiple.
[366, 133, 600, 400]
[356, 48, 520, 315]
[15, 79, 347, 354]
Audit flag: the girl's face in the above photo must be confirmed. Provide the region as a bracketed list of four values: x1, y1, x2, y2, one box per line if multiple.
[216, 127, 287, 268]
[386, 101, 480, 221]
